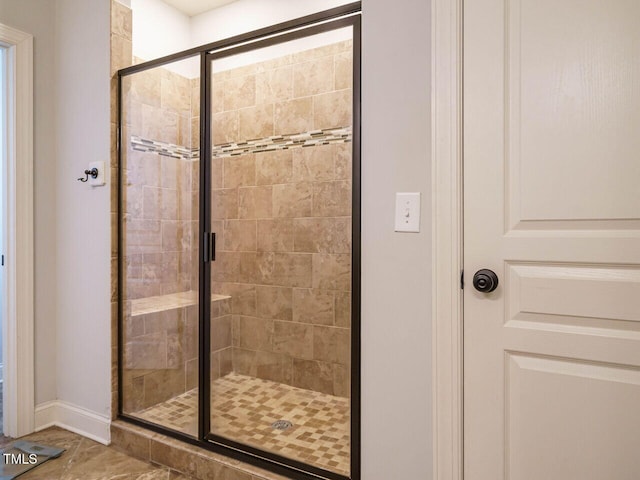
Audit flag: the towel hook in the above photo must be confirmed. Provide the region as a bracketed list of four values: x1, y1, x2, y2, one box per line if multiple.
[78, 168, 99, 183]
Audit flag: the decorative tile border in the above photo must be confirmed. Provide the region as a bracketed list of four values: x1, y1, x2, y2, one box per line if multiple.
[131, 126, 352, 160]
[131, 136, 194, 159]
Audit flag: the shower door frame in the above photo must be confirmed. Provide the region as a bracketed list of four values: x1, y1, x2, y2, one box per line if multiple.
[117, 5, 362, 480]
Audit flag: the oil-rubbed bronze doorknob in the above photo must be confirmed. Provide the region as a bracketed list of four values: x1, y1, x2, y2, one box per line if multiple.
[473, 269, 499, 293]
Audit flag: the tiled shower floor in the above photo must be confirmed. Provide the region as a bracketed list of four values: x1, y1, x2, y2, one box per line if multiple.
[135, 373, 350, 476]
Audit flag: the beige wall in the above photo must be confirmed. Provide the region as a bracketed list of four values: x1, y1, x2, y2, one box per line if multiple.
[361, 0, 433, 477]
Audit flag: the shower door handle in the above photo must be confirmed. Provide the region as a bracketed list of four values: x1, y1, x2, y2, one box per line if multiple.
[203, 232, 216, 263]
[203, 232, 210, 262]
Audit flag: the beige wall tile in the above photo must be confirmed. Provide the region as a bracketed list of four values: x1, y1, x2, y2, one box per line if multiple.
[211, 157, 222, 189]
[333, 364, 350, 398]
[211, 314, 232, 351]
[166, 331, 184, 368]
[291, 40, 352, 64]
[313, 326, 350, 365]
[292, 289, 334, 325]
[293, 217, 351, 253]
[111, 1, 132, 41]
[124, 331, 166, 369]
[272, 183, 312, 218]
[141, 104, 178, 144]
[255, 150, 293, 186]
[223, 154, 256, 188]
[212, 188, 239, 220]
[212, 282, 257, 317]
[160, 190, 178, 220]
[223, 219, 257, 252]
[185, 357, 198, 390]
[161, 70, 191, 117]
[212, 111, 239, 145]
[273, 321, 313, 359]
[191, 117, 200, 150]
[178, 115, 191, 147]
[124, 184, 143, 217]
[256, 286, 292, 321]
[223, 75, 256, 111]
[257, 219, 294, 252]
[125, 219, 162, 254]
[124, 150, 160, 187]
[256, 66, 293, 105]
[334, 291, 351, 328]
[312, 180, 352, 217]
[291, 359, 334, 395]
[191, 78, 201, 116]
[239, 104, 274, 140]
[293, 56, 334, 97]
[111, 34, 132, 76]
[212, 251, 257, 284]
[313, 89, 352, 130]
[256, 252, 312, 288]
[161, 221, 184, 252]
[183, 305, 199, 359]
[312, 253, 351, 291]
[142, 186, 161, 220]
[128, 68, 161, 108]
[233, 316, 273, 351]
[238, 186, 272, 219]
[211, 79, 224, 114]
[292, 145, 334, 182]
[334, 143, 352, 180]
[334, 51, 353, 91]
[219, 347, 233, 377]
[232, 348, 292, 385]
[274, 98, 313, 135]
[160, 156, 179, 189]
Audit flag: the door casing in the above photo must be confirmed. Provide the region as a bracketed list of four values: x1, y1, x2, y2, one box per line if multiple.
[431, 0, 464, 478]
[0, 22, 35, 439]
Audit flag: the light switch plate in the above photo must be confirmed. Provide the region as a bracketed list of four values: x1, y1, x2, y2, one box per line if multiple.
[395, 192, 421, 232]
[89, 161, 106, 187]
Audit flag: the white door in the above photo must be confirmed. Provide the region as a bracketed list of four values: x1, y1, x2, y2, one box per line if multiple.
[463, 1, 640, 479]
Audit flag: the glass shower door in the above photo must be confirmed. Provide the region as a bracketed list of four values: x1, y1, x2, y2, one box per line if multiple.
[206, 22, 356, 478]
[120, 56, 201, 436]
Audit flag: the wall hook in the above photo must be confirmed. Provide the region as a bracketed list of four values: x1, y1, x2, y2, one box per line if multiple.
[78, 168, 99, 183]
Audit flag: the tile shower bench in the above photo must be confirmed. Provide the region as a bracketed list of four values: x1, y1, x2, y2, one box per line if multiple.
[122, 291, 231, 413]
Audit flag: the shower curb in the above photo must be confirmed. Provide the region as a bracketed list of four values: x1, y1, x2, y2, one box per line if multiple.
[110, 420, 291, 480]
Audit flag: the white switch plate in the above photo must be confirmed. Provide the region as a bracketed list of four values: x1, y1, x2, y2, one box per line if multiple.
[395, 192, 421, 232]
[89, 161, 106, 187]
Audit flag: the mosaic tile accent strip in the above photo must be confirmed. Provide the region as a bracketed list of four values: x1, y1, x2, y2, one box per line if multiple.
[211, 126, 352, 158]
[131, 136, 195, 159]
[131, 126, 352, 160]
[134, 372, 350, 476]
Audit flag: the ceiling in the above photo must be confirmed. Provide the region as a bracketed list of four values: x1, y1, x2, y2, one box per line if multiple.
[161, 0, 239, 17]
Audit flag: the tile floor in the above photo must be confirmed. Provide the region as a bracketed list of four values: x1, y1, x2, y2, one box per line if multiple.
[135, 373, 350, 476]
[0, 426, 195, 479]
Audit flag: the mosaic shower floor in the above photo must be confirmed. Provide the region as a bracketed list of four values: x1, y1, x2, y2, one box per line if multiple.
[135, 373, 350, 476]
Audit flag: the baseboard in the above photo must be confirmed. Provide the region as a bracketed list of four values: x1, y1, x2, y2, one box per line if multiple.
[35, 401, 111, 445]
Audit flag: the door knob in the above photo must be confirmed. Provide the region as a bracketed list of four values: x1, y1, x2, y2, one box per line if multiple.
[473, 269, 499, 293]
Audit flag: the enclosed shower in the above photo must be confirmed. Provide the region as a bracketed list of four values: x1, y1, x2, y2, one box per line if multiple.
[118, 5, 360, 480]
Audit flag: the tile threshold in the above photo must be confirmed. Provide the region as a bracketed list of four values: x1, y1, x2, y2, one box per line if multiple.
[111, 420, 293, 480]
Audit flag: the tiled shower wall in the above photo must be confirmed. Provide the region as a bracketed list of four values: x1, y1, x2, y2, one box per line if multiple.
[209, 41, 353, 397]
[120, 61, 206, 410]
[114, 0, 353, 412]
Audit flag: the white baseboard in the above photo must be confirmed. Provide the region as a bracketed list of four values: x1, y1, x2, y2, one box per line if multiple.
[35, 401, 111, 445]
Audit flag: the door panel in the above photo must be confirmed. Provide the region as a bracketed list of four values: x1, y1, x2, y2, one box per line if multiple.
[464, 0, 640, 478]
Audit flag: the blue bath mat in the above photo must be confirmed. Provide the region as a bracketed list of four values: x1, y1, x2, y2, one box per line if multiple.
[0, 440, 65, 479]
